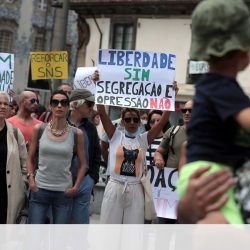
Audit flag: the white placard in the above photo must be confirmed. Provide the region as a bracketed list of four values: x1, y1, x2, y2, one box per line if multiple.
[73, 67, 97, 94]
[189, 60, 209, 74]
[0, 53, 14, 93]
[148, 166, 179, 219]
[96, 49, 176, 110]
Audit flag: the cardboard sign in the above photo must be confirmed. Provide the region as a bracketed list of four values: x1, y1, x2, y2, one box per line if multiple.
[96, 49, 176, 110]
[0, 53, 14, 93]
[30, 51, 68, 80]
[148, 166, 179, 219]
[73, 67, 97, 94]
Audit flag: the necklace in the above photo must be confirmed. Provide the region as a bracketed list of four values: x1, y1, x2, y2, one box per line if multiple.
[49, 121, 69, 137]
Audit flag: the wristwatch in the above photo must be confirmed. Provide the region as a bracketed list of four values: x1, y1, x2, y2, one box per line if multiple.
[27, 173, 34, 179]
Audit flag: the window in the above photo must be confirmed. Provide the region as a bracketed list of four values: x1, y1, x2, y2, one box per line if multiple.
[112, 24, 135, 50]
[34, 36, 45, 51]
[38, 0, 47, 11]
[0, 30, 13, 52]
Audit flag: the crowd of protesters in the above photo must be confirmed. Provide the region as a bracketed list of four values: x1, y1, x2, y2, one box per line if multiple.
[1, 0, 250, 225]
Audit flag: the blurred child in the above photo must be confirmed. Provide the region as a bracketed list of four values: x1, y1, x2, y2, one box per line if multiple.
[178, 0, 250, 224]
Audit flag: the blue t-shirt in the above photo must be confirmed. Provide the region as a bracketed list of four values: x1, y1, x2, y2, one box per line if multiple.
[187, 73, 250, 168]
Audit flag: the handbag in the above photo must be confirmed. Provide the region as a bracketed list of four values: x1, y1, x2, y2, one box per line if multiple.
[141, 168, 157, 221]
[139, 135, 157, 221]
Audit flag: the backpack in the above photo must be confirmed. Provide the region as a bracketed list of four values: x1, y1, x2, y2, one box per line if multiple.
[168, 125, 180, 155]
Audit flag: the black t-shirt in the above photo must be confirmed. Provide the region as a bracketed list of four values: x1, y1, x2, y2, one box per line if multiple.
[187, 73, 250, 168]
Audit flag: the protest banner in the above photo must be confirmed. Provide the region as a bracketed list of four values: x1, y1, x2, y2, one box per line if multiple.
[74, 67, 97, 94]
[0, 53, 14, 93]
[148, 166, 179, 219]
[30, 51, 68, 80]
[96, 49, 176, 110]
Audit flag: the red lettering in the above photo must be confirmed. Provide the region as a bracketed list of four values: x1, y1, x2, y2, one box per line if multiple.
[164, 98, 170, 109]
[150, 98, 158, 109]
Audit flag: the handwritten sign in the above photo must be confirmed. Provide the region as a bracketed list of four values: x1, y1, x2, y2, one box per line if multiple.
[30, 51, 68, 80]
[0, 53, 14, 93]
[148, 166, 179, 219]
[96, 49, 176, 110]
[74, 67, 97, 94]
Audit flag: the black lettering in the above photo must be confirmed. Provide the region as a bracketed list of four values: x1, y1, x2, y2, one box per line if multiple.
[143, 98, 148, 108]
[132, 82, 139, 95]
[165, 85, 172, 98]
[55, 67, 63, 77]
[124, 97, 131, 107]
[110, 96, 115, 105]
[157, 85, 162, 96]
[97, 81, 104, 93]
[154, 169, 166, 187]
[97, 96, 103, 103]
[111, 81, 118, 94]
[120, 82, 125, 94]
[168, 168, 178, 191]
[38, 67, 45, 77]
[126, 82, 132, 95]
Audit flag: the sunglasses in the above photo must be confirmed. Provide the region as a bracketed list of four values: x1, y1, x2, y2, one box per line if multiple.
[50, 99, 69, 107]
[181, 108, 192, 114]
[85, 101, 94, 108]
[30, 98, 39, 104]
[124, 117, 140, 124]
[150, 119, 161, 124]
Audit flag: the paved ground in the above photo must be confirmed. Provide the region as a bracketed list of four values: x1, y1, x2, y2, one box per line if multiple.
[89, 213, 100, 224]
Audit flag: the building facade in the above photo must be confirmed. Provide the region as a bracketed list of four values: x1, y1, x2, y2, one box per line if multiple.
[0, 0, 78, 97]
[70, 0, 250, 104]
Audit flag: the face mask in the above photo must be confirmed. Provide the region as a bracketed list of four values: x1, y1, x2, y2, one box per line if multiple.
[141, 119, 147, 125]
[125, 128, 140, 138]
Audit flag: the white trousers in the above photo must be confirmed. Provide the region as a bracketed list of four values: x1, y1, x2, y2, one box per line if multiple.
[100, 178, 144, 224]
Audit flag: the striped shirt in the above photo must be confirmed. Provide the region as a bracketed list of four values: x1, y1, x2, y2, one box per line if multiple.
[146, 136, 163, 167]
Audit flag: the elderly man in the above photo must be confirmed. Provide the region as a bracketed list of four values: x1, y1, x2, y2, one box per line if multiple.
[68, 89, 101, 223]
[7, 90, 42, 146]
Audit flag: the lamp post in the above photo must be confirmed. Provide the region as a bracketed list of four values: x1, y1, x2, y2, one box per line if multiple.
[51, 0, 69, 91]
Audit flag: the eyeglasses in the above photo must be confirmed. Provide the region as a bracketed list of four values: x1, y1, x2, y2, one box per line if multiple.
[30, 98, 39, 104]
[150, 119, 161, 124]
[50, 99, 69, 107]
[181, 108, 192, 114]
[124, 117, 140, 124]
[85, 101, 94, 108]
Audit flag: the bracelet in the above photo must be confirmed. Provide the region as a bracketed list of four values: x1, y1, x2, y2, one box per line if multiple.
[27, 173, 34, 179]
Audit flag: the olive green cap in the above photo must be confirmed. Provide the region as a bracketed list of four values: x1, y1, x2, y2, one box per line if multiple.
[190, 0, 250, 60]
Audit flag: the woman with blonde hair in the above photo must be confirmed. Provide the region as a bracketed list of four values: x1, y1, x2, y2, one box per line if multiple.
[0, 91, 27, 223]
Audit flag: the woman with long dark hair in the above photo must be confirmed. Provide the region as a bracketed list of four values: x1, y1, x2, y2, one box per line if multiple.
[27, 90, 86, 224]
